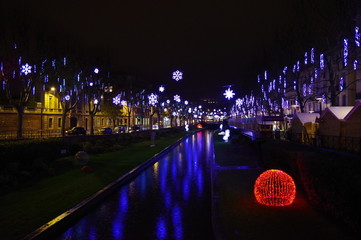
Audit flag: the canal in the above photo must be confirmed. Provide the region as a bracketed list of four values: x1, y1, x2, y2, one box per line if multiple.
[55, 130, 214, 240]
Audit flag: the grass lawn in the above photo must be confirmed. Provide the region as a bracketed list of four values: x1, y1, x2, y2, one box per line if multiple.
[0, 131, 187, 240]
[212, 133, 352, 240]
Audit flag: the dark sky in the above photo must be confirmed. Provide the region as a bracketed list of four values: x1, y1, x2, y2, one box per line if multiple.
[1, 0, 353, 102]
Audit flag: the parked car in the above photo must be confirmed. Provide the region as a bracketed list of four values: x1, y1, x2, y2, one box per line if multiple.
[65, 127, 86, 135]
[129, 125, 141, 132]
[113, 125, 128, 133]
[99, 127, 112, 135]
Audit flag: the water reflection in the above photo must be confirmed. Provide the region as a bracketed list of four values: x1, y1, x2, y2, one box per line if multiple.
[156, 215, 167, 240]
[55, 131, 214, 240]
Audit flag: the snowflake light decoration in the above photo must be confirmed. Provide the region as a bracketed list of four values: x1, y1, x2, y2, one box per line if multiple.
[64, 95, 71, 101]
[121, 100, 127, 106]
[172, 70, 183, 81]
[148, 93, 158, 106]
[174, 94, 181, 102]
[236, 98, 242, 106]
[113, 95, 121, 105]
[224, 88, 235, 100]
[21, 63, 32, 75]
[159, 86, 165, 92]
[94, 68, 99, 74]
[184, 100, 188, 105]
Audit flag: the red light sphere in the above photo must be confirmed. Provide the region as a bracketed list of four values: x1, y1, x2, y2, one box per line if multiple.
[254, 169, 296, 206]
[196, 124, 203, 128]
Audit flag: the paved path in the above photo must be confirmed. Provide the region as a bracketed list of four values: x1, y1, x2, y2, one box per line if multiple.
[212, 135, 353, 240]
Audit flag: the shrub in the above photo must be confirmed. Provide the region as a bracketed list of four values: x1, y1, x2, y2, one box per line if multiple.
[74, 151, 89, 165]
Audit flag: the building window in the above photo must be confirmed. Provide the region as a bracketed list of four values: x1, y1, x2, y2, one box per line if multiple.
[49, 96, 53, 109]
[58, 118, 62, 128]
[49, 118, 53, 129]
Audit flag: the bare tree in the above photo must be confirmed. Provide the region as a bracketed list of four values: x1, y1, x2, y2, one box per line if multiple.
[45, 57, 83, 136]
[82, 67, 105, 135]
[295, 0, 361, 105]
[0, 37, 47, 138]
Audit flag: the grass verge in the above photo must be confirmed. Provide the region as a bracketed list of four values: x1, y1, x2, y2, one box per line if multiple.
[0, 131, 187, 240]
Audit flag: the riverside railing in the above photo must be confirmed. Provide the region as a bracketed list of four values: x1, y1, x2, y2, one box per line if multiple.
[0, 130, 63, 140]
[290, 133, 361, 154]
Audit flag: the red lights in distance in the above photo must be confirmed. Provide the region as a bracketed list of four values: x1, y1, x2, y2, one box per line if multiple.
[196, 124, 203, 128]
[254, 169, 296, 206]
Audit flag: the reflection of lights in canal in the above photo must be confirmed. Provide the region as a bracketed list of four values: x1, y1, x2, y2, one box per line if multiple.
[54, 131, 213, 240]
[156, 215, 167, 239]
[172, 204, 183, 240]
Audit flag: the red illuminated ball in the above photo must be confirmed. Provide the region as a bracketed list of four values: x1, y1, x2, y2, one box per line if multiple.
[197, 124, 203, 128]
[254, 169, 296, 206]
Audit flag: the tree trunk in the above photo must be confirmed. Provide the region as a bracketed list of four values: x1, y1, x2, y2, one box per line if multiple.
[127, 111, 131, 131]
[170, 116, 174, 127]
[149, 112, 154, 129]
[61, 110, 67, 136]
[299, 100, 305, 113]
[17, 106, 24, 138]
[90, 114, 95, 135]
[329, 73, 337, 106]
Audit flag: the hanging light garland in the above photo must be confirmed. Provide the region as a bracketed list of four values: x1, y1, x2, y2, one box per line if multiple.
[320, 53, 325, 70]
[343, 39, 348, 67]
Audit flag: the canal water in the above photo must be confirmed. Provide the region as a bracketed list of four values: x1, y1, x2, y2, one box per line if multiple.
[55, 131, 214, 240]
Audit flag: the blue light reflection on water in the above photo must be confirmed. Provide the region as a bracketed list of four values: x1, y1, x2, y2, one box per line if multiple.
[172, 204, 183, 240]
[111, 187, 128, 240]
[55, 130, 214, 240]
[156, 215, 167, 240]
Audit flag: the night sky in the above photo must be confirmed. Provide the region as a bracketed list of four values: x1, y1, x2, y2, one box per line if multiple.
[0, 0, 353, 102]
